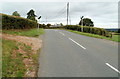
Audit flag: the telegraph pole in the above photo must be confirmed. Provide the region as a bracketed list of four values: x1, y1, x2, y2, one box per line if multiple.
[67, 2, 69, 25]
[81, 16, 84, 32]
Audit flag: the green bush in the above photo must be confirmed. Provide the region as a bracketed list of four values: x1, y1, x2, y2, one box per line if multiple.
[65, 25, 112, 38]
[39, 24, 47, 28]
[1, 13, 37, 29]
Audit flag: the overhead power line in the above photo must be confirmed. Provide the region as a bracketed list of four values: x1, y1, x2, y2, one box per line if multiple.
[41, 3, 71, 24]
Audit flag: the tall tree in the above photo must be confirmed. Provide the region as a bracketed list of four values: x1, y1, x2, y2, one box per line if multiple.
[27, 9, 37, 22]
[79, 18, 94, 27]
[12, 11, 20, 17]
[60, 23, 63, 26]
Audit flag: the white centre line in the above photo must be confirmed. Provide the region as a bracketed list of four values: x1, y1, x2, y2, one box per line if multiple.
[68, 38, 86, 49]
[106, 63, 120, 74]
[59, 32, 65, 36]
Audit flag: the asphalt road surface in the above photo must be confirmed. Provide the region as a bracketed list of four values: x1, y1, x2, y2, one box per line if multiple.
[38, 29, 118, 77]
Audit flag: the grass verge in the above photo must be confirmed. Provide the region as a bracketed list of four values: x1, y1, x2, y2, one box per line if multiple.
[2, 39, 25, 77]
[0, 38, 2, 78]
[2, 39, 39, 77]
[2, 28, 43, 77]
[66, 29, 120, 42]
[2, 28, 44, 37]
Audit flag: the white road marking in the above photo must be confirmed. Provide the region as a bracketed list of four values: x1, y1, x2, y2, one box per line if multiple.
[59, 32, 65, 36]
[68, 38, 86, 49]
[106, 63, 120, 73]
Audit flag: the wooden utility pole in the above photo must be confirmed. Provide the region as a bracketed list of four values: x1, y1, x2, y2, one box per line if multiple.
[67, 2, 69, 25]
[81, 16, 84, 32]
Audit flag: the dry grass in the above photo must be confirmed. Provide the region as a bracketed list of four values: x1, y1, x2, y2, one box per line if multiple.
[1, 33, 42, 77]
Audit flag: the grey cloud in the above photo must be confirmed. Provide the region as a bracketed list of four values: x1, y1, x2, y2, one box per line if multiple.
[1, 2, 118, 28]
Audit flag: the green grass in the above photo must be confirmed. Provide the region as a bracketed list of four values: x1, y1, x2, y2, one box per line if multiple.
[67, 29, 120, 42]
[110, 35, 120, 42]
[2, 28, 44, 77]
[2, 39, 25, 77]
[0, 38, 2, 78]
[2, 39, 40, 77]
[2, 39, 36, 77]
[2, 28, 44, 37]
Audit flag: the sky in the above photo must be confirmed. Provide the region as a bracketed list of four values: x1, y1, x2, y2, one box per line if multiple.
[0, 0, 119, 28]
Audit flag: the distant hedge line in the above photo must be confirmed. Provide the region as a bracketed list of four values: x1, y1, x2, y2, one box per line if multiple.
[39, 24, 48, 28]
[38, 24, 65, 29]
[64, 25, 112, 37]
[45, 27, 64, 29]
[1, 13, 37, 29]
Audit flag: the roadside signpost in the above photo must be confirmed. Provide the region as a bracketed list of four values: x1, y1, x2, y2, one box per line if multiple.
[37, 16, 41, 29]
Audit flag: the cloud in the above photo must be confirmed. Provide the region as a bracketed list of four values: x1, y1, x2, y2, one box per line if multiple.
[1, 0, 119, 2]
[1, 2, 118, 28]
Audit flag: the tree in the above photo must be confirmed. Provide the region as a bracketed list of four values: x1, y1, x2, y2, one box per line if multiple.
[27, 9, 37, 22]
[79, 18, 94, 27]
[47, 24, 51, 27]
[60, 23, 63, 26]
[12, 11, 20, 17]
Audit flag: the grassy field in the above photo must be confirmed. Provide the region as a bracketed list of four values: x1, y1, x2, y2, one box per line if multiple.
[2, 39, 26, 77]
[2, 28, 44, 37]
[0, 38, 2, 78]
[2, 39, 40, 77]
[2, 40, 38, 77]
[67, 30, 120, 42]
[2, 28, 44, 77]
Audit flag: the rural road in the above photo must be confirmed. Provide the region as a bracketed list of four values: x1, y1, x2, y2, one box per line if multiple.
[38, 29, 118, 77]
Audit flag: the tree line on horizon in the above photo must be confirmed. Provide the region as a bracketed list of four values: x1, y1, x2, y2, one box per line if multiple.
[12, 9, 94, 27]
[12, 9, 37, 22]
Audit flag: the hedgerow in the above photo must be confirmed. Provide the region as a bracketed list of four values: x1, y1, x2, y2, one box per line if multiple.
[64, 25, 112, 37]
[1, 13, 37, 29]
[39, 24, 48, 28]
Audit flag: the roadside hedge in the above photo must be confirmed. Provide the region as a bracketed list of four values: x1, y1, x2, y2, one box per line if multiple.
[64, 25, 112, 37]
[1, 13, 37, 29]
[39, 24, 48, 28]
